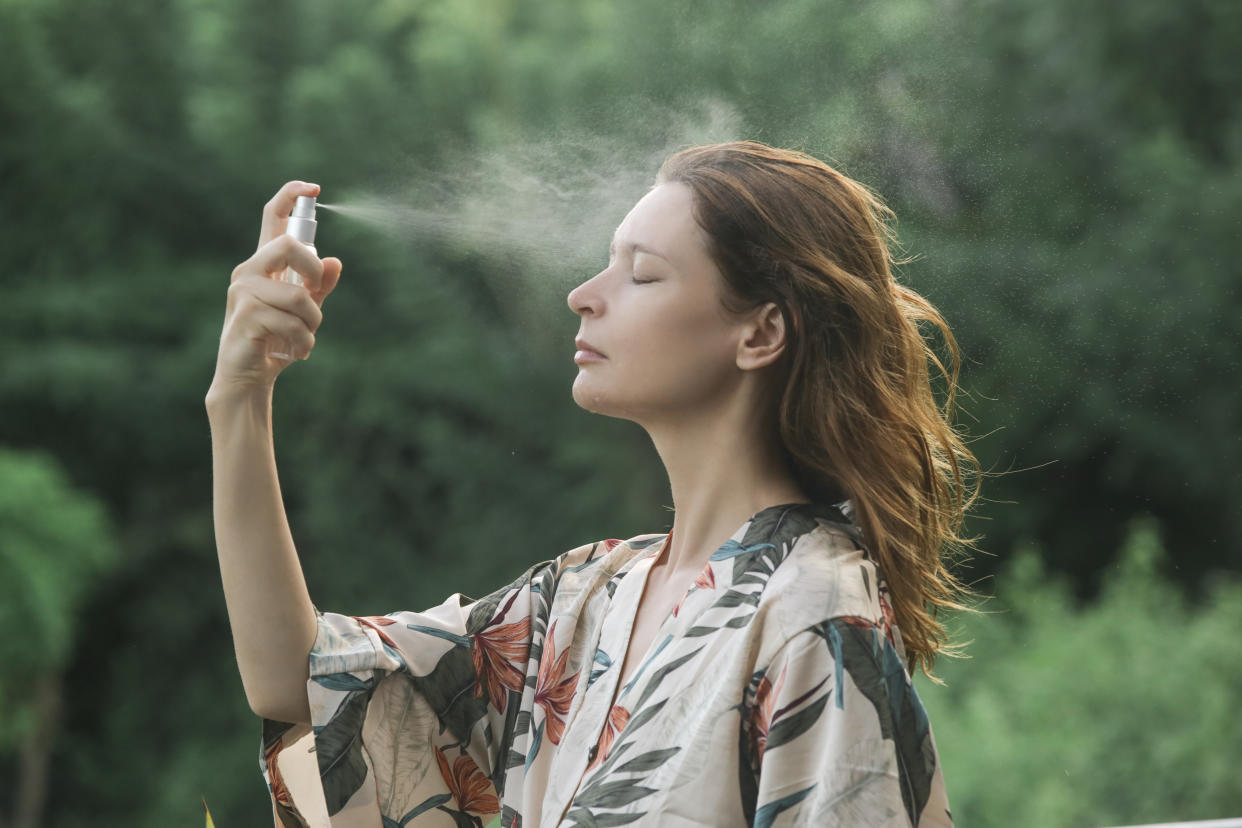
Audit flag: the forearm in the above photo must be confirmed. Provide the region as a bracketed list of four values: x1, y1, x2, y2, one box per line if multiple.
[206, 385, 315, 723]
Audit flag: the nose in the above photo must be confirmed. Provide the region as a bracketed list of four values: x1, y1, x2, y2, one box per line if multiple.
[567, 273, 601, 317]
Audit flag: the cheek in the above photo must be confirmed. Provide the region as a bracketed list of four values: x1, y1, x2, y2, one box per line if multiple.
[624, 307, 737, 394]
[571, 293, 738, 415]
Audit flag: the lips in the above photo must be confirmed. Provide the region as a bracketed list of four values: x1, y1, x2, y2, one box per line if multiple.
[575, 338, 605, 357]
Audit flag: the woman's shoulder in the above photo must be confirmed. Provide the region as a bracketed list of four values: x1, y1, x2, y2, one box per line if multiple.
[545, 532, 668, 600]
[555, 532, 665, 572]
[760, 517, 896, 648]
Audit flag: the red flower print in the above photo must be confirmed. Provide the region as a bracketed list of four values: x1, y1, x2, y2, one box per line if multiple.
[534, 619, 580, 745]
[748, 662, 830, 766]
[472, 596, 532, 714]
[693, 565, 716, 591]
[748, 661, 787, 764]
[434, 745, 501, 815]
[586, 703, 631, 771]
[263, 736, 295, 809]
[352, 615, 400, 651]
[603, 539, 623, 553]
[877, 586, 898, 647]
[673, 563, 716, 617]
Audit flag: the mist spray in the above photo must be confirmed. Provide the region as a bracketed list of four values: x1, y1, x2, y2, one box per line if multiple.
[268, 194, 318, 362]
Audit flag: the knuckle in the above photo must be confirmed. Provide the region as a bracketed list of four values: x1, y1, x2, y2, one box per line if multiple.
[233, 292, 256, 314]
[257, 236, 280, 258]
[230, 271, 260, 292]
[300, 290, 321, 314]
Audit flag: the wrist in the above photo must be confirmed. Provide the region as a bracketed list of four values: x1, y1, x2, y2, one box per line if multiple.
[205, 379, 273, 418]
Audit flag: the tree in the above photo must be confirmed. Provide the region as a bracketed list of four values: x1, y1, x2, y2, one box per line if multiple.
[0, 448, 119, 828]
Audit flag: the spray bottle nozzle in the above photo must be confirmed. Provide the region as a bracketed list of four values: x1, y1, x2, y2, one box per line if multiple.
[287, 195, 318, 244]
[292, 195, 317, 220]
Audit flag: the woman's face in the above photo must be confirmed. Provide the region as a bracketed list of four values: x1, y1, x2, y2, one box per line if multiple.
[567, 182, 748, 423]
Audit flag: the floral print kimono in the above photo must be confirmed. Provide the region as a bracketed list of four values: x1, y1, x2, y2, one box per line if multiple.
[259, 500, 953, 827]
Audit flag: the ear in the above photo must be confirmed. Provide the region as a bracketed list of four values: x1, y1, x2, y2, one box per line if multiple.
[736, 302, 788, 372]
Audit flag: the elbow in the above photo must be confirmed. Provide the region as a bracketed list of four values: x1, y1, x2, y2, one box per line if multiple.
[246, 686, 311, 726]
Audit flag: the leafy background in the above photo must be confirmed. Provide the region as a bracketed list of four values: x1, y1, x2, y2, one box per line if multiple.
[1, 0, 1239, 825]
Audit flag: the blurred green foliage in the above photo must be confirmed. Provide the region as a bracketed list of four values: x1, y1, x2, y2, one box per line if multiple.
[917, 518, 1242, 825]
[0, 449, 118, 750]
[0, 0, 1238, 823]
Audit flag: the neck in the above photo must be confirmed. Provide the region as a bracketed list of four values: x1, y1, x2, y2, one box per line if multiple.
[640, 396, 811, 576]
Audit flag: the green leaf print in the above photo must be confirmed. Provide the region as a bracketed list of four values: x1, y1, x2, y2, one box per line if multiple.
[583, 700, 667, 778]
[711, 589, 761, 610]
[754, 784, 815, 828]
[396, 793, 452, 825]
[765, 685, 831, 752]
[747, 504, 813, 544]
[588, 647, 613, 688]
[404, 624, 472, 647]
[572, 778, 659, 809]
[613, 698, 666, 735]
[312, 672, 374, 692]
[571, 718, 680, 822]
[408, 643, 491, 753]
[613, 747, 681, 774]
[710, 538, 776, 561]
[562, 807, 645, 827]
[818, 618, 936, 825]
[316, 688, 373, 815]
[633, 648, 702, 709]
[525, 717, 545, 770]
[735, 710, 760, 819]
[465, 561, 551, 633]
[685, 613, 754, 637]
[514, 708, 532, 736]
[727, 502, 858, 586]
[490, 673, 525, 793]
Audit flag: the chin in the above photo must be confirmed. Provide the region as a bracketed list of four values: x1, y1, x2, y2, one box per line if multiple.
[571, 374, 610, 415]
[572, 374, 642, 421]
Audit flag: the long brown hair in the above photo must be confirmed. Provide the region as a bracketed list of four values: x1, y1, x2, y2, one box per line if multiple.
[657, 141, 982, 681]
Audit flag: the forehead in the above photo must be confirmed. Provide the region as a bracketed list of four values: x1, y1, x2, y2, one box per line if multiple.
[611, 182, 708, 266]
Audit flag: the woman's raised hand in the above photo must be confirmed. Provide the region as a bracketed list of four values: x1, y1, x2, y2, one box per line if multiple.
[209, 181, 343, 397]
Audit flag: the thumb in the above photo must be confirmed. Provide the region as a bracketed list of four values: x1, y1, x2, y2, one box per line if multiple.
[315, 257, 343, 305]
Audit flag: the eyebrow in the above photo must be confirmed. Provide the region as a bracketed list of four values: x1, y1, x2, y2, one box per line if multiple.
[609, 237, 672, 264]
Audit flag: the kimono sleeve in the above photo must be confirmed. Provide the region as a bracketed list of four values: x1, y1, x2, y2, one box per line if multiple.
[260, 556, 560, 828]
[743, 618, 954, 828]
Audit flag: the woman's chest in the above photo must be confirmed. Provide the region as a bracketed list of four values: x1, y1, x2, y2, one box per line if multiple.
[611, 575, 694, 694]
[535, 586, 762, 827]
[550, 565, 754, 742]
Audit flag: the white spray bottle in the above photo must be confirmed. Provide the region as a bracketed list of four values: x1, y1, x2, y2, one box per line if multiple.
[267, 194, 318, 362]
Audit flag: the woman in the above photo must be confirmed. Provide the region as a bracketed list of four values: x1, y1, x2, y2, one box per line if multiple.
[207, 141, 979, 827]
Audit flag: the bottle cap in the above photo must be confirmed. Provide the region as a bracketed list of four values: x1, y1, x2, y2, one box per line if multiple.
[287, 195, 317, 244]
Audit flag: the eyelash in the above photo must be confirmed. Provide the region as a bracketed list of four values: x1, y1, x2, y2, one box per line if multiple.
[604, 253, 655, 284]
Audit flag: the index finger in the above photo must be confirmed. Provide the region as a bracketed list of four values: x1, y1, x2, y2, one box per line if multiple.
[257, 181, 321, 251]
